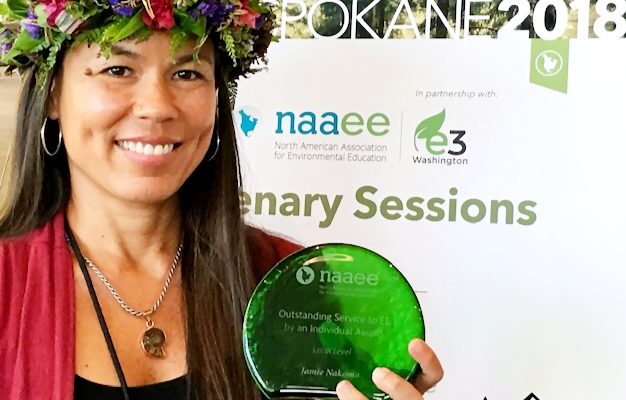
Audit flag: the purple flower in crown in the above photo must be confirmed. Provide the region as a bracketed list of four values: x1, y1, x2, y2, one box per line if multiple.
[0, 27, 9, 42]
[190, 1, 233, 26]
[254, 14, 266, 29]
[107, 0, 135, 17]
[115, 5, 134, 16]
[0, 42, 12, 57]
[0, 28, 10, 56]
[23, 10, 43, 39]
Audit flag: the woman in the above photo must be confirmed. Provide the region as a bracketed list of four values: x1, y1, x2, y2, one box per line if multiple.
[0, 1, 443, 399]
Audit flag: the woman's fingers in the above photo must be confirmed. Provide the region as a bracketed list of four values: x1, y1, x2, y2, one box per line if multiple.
[408, 338, 444, 393]
[372, 367, 424, 400]
[336, 380, 370, 400]
[336, 367, 426, 400]
[337, 338, 443, 399]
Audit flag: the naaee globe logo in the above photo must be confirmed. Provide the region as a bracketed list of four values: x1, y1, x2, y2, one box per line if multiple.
[233, 106, 261, 137]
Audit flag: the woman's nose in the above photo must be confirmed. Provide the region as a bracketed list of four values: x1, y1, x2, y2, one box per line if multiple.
[132, 75, 179, 122]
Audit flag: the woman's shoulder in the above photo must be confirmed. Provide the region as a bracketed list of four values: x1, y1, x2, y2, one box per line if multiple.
[246, 225, 304, 282]
[0, 211, 66, 253]
[0, 211, 75, 398]
[0, 211, 71, 295]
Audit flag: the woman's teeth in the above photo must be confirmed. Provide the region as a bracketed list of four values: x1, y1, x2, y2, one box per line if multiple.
[117, 140, 176, 156]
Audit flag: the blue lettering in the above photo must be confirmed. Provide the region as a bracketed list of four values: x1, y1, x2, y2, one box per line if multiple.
[320, 112, 339, 135]
[276, 111, 296, 134]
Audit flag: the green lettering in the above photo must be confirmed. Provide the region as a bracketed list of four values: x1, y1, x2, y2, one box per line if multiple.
[517, 201, 537, 225]
[405, 196, 425, 221]
[490, 200, 514, 224]
[255, 192, 277, 215]
[367, 113, 390, 136]
[461, 199, 487, 223]
[280, 193, 301, 216]
[303, 194, 321, 216]
[342, 112, 364, 135]
[354, 185, 378, 219]
[426, 198, 445, 221]
[448, 187, 458, 222]
[425, 132, 448, 155]
[380, 196, 403, 220]
[319, 195, 343, 229]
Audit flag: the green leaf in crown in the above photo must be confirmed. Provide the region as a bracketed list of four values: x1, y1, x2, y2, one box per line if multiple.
[6, 0, 29, 19]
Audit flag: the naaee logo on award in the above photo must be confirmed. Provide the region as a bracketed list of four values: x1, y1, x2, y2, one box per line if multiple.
[296, 266, 315, 285]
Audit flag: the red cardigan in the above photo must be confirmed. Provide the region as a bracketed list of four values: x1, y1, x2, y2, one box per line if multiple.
[0, 211, 302, 400]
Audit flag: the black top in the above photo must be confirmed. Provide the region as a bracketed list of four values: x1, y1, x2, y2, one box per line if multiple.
[74, 374, 194, 400]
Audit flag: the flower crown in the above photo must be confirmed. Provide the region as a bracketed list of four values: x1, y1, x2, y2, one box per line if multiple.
[0, 0, 277, 86]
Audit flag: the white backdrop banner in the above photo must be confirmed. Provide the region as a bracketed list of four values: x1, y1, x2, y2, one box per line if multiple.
[233, 9, 626, 399]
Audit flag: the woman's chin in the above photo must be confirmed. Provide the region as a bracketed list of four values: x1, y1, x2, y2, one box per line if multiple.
[111, 185, 179, 206]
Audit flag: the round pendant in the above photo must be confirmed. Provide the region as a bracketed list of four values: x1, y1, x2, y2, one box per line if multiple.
[141, 326, 166, 358]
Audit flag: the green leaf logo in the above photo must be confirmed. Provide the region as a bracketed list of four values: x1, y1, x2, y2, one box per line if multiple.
[414, 109, 446, 151]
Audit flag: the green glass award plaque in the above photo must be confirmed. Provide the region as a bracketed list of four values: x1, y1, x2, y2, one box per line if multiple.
[243, 243, 425, 399]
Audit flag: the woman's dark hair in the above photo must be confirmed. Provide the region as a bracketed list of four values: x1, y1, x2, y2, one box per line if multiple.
[0, 39, 262, 400]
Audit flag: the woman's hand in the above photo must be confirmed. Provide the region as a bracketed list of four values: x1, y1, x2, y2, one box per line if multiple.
[336, 338, 443, 399]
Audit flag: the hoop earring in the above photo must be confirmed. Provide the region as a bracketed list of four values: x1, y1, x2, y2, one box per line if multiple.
[206, 134, 221, 162]
[41, 118, 63, 156]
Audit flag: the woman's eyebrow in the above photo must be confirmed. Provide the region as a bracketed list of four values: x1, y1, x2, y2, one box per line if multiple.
[110, 44, 140, 59]
[107, 44, 213, 66]
[173, 53, 213, 66]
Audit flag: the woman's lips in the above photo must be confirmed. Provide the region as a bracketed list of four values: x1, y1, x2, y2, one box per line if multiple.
[116, 140, 177, 156]
[114, 139, 183, 167]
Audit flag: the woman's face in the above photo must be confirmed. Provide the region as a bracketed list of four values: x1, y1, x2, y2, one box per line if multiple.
[49, 31, 217, 205]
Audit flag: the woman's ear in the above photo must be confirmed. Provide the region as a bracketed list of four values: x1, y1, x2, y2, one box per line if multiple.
[47, 76, 61, 120]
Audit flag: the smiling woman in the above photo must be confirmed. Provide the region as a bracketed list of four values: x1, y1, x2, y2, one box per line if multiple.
[0, 1, 443, 400]
[1, 32, 269, 400]
[0, 1, 305, 399]
[48, 34, 218, 205]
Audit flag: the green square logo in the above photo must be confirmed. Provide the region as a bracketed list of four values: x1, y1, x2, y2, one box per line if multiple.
[530, 39, 569, 94]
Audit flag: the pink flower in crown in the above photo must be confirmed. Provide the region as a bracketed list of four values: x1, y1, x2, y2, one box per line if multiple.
[42, 0, 67, 26]
[141, 0, 175, 30]
[238, 0, 261, 29]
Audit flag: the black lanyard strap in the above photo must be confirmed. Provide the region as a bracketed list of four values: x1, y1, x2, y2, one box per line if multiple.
[64, 217, 131, 400]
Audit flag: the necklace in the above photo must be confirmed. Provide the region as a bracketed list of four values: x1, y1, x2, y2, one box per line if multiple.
[81, 242, 184, 359]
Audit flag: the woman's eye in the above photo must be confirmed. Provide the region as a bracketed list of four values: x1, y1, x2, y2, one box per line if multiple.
[103, 66, 132, 77]
[174, 70, 204, 81]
